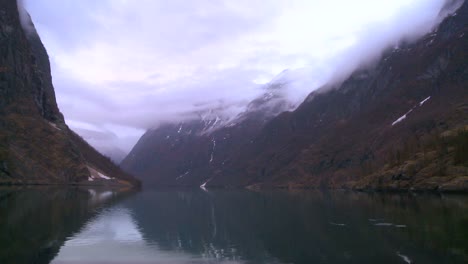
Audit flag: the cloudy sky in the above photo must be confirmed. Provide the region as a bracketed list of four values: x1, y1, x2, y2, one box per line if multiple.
[22, 0, 454, 157]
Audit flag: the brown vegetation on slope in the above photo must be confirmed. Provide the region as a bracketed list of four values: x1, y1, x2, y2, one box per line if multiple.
[0, 0, 139, 187]
[123, 2, 467, 192]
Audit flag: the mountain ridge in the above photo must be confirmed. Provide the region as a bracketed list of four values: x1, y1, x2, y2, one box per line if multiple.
[123, 1, 468, 191]
[0, 0, 140, 187]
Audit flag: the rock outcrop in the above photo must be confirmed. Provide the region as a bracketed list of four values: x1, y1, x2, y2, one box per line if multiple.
[0, 0, 139, 187]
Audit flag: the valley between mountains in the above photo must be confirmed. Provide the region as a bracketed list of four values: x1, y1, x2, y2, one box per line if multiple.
[122, 1, 468, 191]
[0, 0, 467, 192]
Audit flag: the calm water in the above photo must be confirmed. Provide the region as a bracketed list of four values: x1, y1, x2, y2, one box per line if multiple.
[0, 188, 467, 264]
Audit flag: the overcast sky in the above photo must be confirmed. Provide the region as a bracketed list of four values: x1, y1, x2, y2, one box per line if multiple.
[22, 0, 455, 157]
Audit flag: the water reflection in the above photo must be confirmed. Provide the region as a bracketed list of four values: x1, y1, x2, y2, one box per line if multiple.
[0, 186, 134, 264]
[1, 188, 467, 264]
[52, 206, 245, 264]
[121, 190, 468, 264]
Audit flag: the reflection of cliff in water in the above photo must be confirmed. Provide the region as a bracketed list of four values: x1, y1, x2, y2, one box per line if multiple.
[51, 205, 246, 264]
[0, 187, 135, 264]
[2, 189, 467, 264]
[125, 190, 468, 264]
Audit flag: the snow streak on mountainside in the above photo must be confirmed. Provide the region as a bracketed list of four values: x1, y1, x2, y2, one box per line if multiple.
[121, 79, 294, 187]
[122, 0, 468, 191]
[22, 0, 466, 157]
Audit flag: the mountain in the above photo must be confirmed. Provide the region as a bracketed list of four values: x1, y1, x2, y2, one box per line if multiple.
[0, 0, 139, 187]
[121, 80, 292, 187]
[69, 126, 129, 164]
[123, 1, 468, 191]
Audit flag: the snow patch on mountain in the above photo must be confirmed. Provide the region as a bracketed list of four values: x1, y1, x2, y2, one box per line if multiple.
[392, 109, 413, 126]
[419, 96, 431, 106]
[176, 171, 190, 180]
[209, 139, 216, 163]
[48, 122, 62, 131]
[87, 166, 113, 181]
[200, 178, 211, 191]
[392, 95, 431, 126]
[396, 252, 412, 264]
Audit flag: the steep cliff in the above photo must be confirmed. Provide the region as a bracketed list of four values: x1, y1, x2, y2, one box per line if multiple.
[233, 2, 468, 191]
[0, 0, 139, 187]
[123, 1, 467, 191]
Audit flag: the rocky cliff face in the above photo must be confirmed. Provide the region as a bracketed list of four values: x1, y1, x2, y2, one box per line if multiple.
[233, 2, 468, 191]
[0, 0, 139, 187]
[123, 1, 468, 191]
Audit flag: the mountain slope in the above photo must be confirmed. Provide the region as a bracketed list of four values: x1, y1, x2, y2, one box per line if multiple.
[123, 1, 468, 191]
[121, 81, 292, 187]
[0, 0, 139, 187]
[213, 2, 468, 191]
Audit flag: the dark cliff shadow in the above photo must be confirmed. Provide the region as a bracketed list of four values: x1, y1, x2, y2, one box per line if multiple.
[0, 186, 136, 264]
[123, 190, 468, 264]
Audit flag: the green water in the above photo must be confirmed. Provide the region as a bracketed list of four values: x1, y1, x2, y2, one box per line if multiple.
[1, 188, 467, 264]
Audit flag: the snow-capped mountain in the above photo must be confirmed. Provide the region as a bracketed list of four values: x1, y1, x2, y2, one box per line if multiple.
[122, 1, 468, 191]
[121, 78, 294, 187]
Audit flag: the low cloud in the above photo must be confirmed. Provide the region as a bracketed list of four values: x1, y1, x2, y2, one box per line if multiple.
[23, 0, 461, 155]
